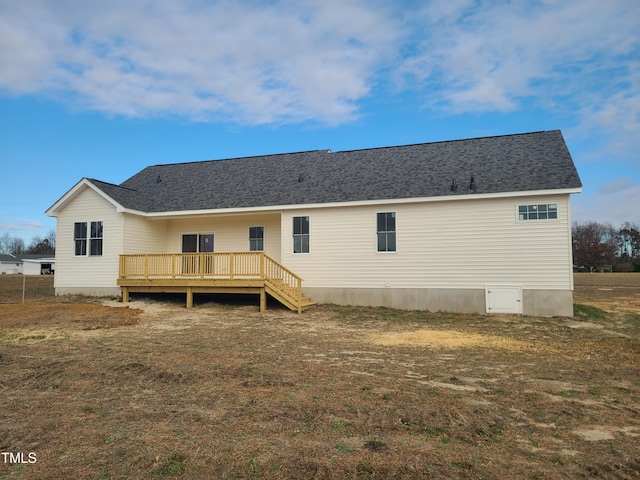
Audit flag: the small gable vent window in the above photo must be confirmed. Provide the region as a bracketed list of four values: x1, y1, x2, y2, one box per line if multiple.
[74, 221, 103, 256]
[518, 204, 558, 221]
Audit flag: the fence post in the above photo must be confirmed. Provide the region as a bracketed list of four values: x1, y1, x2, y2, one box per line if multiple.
[22, 275, 26, 304]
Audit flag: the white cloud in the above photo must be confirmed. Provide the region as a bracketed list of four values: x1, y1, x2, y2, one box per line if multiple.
[1, 0, 638, 153]
[0, 0, 397, 125]
[398, 0, 640, 162]
[0, 220, 46, 232]
[572, 179, 640, 226]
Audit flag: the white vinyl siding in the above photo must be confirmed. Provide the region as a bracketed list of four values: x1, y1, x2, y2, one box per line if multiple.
[281, 194, 572, 291]
[54, 187, 123, 290]
[122, 214, 168, 253]
[166, 214, 281, 261]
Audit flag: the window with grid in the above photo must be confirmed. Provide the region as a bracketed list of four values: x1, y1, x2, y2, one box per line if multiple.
[74, 221, 103, 256]
[90, 221, 103, 256]
[377, 212, 396, 252]
[293, 216, 309, 253]
[249, 227, 264, 251]
[74, 222, 87, 256]
[518, 204, 558, 221]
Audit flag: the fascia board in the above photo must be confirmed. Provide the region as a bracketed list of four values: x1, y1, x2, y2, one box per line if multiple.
[142, 187, 582, 219]
[45, 178, 127, 216]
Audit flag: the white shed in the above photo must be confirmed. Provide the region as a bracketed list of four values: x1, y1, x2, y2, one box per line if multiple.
[0, 254, 22, 274]
[22, 258, 55, 275]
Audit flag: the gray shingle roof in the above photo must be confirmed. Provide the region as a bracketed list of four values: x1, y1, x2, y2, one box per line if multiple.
[90, 130, 581, 213]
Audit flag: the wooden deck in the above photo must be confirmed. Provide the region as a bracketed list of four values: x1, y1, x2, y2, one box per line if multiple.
[118, 252, 316, 312]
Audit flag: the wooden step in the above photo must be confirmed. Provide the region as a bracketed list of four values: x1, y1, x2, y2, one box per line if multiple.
[264, 281, 315, 313]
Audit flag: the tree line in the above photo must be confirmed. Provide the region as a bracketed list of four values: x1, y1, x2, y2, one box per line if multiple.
[0, 230, 56, 255]
[573, 221, 640, 272]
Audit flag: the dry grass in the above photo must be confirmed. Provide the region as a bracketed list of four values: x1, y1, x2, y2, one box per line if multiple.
[1, 274, 639, 479]
[574, 272, 640, 314]
[0, 275, 55, 305]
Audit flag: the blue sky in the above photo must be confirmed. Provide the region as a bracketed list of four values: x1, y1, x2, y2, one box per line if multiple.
[1, 0, 639, 245]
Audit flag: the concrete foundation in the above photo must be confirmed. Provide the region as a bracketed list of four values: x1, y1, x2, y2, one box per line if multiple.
[55, 285, 574, 317]
[303, 287, 574, 317]
[522, 289, 574, 317]
[55, 287, 122, 297]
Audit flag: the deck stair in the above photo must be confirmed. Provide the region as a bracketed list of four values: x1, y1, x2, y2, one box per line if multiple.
[265, 278, 317, 313]
[118, 252, 315, 313]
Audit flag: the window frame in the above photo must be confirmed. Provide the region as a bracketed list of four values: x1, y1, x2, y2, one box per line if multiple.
[517, 203, 559, 222]
[74, 222, 88, 256]
[292, 216, 310, 254]
[249, 226, 264, 252]
[90, 221, 103, 256]
[74, 221, 103, 257]
[376, 211, 397, 253]
[181, 233, 214, 253]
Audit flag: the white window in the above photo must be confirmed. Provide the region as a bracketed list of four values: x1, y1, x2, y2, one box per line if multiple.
[90, 221, 103, 256]
[74, 221, 103, 256]
[74, 222, 87, 256]
[377, 212, 396, 252]
[249, 227, 264, 251]
[293, 216, 309, 253]
[518, 204, 558, 221]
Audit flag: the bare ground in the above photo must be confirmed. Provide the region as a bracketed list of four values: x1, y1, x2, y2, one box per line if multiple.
[0, 274, 639, 479]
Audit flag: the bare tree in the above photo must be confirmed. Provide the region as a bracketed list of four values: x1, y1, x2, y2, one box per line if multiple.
[4, 235, 25, 255]
[0, 232, 54, 255]
[615, 222, 640, 259]
[0, 233, 10, 254]
[26, 235, 55, 254]
[45, 228, 56, 251]
[572, 221, 617, 271]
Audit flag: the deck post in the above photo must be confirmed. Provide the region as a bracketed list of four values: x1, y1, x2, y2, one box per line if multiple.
[260, 288, 266, 312]
[260, 253, 265, 279]
[122, 287, 129, 303]
[186, 287, 193, 308]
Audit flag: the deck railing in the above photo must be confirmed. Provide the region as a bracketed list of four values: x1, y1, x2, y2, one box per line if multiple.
[119, 252, 303, 303]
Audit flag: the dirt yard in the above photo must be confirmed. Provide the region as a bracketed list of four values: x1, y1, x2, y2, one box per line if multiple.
[1, 274, 639, 479]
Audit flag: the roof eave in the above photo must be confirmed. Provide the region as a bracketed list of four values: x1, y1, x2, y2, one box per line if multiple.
[46, 178, 128, 216]
[141, 187, 582, 219]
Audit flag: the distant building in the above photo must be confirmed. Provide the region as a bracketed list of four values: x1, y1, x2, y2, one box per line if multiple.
[0, 254, 21, 274]
[0, 254, 55, 275]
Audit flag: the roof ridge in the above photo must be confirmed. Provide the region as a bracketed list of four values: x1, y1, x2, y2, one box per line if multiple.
[334, 130, 558, 154]
[88, 178, 138, 192]
[150, 149, 328, 168]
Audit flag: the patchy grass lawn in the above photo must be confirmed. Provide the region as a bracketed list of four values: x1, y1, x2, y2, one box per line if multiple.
[0, 274, 639, 478]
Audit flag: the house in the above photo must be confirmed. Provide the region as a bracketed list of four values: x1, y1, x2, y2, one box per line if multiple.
[0, 254, 55, 275]
[46, 130, 582, 316]
[21, 256, 55, 275]
[0, 254, 22, 274]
